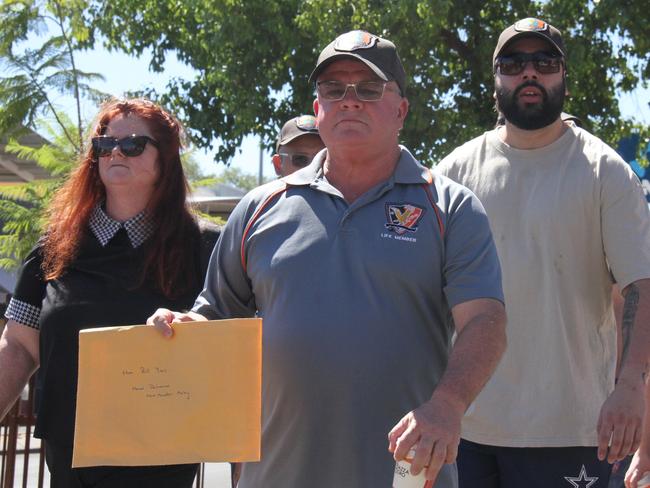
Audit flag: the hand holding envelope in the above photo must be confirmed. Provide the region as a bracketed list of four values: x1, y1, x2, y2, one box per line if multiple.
[72, 319, 261, 468]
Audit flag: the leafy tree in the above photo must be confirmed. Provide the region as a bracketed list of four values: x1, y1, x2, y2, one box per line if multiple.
[0, 117, 76, 269]
[0, 0, 104, 150]
[180, 149, 213, 182]
[83, 0, 649, 164]
[0, 0, 105, 268]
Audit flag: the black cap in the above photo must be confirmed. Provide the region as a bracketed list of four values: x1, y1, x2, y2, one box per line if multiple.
[309, 30, 407, 95]
[275, 115, 320, 152]
[493, 18, 566, 66]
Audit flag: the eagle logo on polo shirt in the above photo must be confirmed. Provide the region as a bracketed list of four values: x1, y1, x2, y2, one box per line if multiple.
[384, 203, 425, 235]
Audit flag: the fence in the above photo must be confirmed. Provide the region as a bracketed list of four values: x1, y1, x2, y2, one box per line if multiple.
[0, 377, 45, 488]
[0, 377, 207, 487]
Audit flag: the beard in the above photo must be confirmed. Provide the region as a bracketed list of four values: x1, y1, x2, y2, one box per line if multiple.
[495, 79, 565, 130]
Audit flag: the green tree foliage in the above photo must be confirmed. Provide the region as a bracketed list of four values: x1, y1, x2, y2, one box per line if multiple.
[0, 0, 104, 150]
[0, 0, 105, 268]
[180, 149, 211, 182]
[83, 0, 649, 164]
[0, 117, 76, 269]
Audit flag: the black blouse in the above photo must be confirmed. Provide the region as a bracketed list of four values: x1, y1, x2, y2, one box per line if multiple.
[5, 210, 220, 447]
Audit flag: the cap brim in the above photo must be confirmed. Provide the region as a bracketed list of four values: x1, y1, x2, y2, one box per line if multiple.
[279, 132, 317, 146]
[495, 32, 564, 62]
[276, 132, 319, 152]
[308, 53, 389, 84]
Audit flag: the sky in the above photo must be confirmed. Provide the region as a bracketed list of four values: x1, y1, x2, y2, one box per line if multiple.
[47, 47, 270, 181]
[40, 43, 650, 179]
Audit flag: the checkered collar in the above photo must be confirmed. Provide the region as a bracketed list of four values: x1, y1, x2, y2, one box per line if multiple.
[89, 204, 154, 248]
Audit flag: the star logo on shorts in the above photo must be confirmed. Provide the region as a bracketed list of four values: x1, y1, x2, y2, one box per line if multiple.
[564, 465, 598, 487]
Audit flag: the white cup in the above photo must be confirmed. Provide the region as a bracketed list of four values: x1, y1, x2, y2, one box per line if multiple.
[392, 448, 433, 488]
[638, 472, 650, 488]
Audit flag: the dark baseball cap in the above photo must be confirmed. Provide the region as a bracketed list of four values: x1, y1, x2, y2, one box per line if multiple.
[308, 30, 407, 95]
[275, 115, 320, 152]
[493, 18, 566, 65]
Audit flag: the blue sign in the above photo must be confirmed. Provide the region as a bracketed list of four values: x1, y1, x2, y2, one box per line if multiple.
[617, 136, 650, 203]
[635, 162, 650, 203]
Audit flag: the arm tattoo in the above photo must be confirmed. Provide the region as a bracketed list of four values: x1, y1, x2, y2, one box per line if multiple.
[620, 283, 640, 368]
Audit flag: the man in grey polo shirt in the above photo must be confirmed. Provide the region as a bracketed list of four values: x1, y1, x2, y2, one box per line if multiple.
[272, 114, 324, 177]
[150, 30, 506, 488]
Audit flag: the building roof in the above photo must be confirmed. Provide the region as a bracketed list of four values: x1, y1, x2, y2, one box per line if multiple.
[189, 182, 246, 216]
[0, 128, 52, 183]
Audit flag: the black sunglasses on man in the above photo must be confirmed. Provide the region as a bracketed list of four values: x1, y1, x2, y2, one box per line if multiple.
[495, 52, 563, 76]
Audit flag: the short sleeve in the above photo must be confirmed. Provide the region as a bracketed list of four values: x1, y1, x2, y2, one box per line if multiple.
[192, 197, 258, 320]
[438, 179, 504, 308]
[600, 157, 650, 288]
[5, 244, 46, 329]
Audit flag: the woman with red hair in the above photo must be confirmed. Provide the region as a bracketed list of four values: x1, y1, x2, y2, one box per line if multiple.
[0, 98, 219, 487]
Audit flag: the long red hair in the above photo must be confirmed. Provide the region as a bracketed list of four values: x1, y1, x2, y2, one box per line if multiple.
[42, 98, 201, 298]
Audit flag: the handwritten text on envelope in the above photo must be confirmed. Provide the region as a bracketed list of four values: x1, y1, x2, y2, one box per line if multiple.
[73, 319, 261, 467]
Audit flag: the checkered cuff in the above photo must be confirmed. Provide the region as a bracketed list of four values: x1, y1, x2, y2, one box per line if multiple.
[5, 298, 41, 329]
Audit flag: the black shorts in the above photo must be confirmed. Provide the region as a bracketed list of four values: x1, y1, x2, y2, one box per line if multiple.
[458, 438, 613, 488]
[608, 455, 633, 488]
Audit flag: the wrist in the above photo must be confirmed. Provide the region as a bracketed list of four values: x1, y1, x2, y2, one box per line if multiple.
[429, 387, 467, 415]
[640, 443, 650, 459]
[616, 367, 647, 389]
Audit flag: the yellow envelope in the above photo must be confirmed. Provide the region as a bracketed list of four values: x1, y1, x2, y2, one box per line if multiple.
[72, 319, 262, 468]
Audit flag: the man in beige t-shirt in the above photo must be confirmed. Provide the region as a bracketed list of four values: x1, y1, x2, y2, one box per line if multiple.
[436, 17, 650, 488]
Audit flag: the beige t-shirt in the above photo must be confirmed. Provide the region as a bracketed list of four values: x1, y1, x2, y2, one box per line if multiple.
[436, 125, 650, 447]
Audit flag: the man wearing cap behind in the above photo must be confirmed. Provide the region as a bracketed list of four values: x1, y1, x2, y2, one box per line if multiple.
[149, 30, 507, 488]
[272, 115, 324, 177]
[435, 18, 650, 487]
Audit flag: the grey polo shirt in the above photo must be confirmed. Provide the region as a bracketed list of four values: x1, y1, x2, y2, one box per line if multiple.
[193, 146, 503, 488]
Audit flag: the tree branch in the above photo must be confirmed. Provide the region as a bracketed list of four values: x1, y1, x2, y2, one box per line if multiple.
[28, 70, 79, 152]
[51, 0, 83, 148]
[439, 28, 477, 66]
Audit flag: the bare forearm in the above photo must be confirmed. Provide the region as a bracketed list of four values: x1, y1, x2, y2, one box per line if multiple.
[618, 279, 650, 386]
[597, 280, 650, 462]
[432, 305, 507, 411]
[0, 334, 38, 421]
[387, 300, 506, 479]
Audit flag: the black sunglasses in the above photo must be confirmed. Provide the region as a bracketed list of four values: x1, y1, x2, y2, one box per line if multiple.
[495, 52, 563, 76]
[92, 135, 159, 157]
